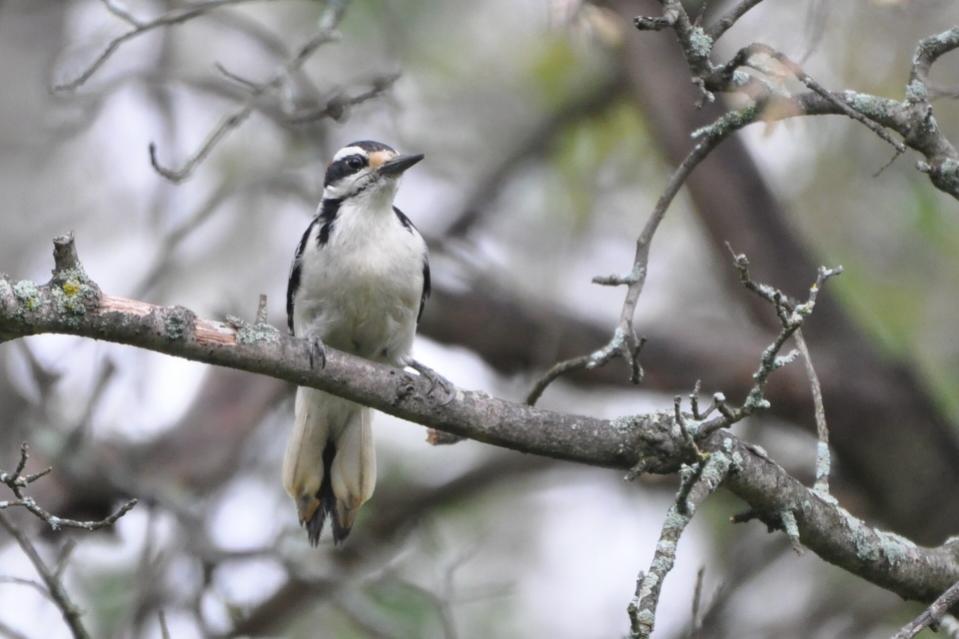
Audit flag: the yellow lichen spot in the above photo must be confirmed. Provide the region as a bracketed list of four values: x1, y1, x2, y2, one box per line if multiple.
[62, 280, 80, 296]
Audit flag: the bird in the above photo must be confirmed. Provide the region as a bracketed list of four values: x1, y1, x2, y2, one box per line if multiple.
[283, 140, 430, 546]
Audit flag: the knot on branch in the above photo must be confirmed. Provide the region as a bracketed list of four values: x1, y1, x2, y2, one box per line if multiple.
[919, 158, 959, 197]
[49, 233, 101, 318]
[53, 233, 83, 274]
[634, 13, 677, 31]
[160, 305, 198, 342]
[616, 411, 688, 479]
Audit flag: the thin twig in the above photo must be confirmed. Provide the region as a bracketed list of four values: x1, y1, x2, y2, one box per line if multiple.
[0, 619, 30, 639]
[0, 576, 56, 603]
[794, 328, 830, 493]
[628, 454, 731, 639]
[0, 513, 91, 639]
[100, 0, 142, 27]
[589, 111, 740, 383]
[148, 29, 338, 182]
[697, 254, 842, 438]
[55, 0, 282, 92]
[1, 443, 138, 531]
[742, 44, 906, 156]
[705, 0, 765, 41]
[284, 73, 400, 123]
[158, 610, 171, 639]
[525, 354, 591, 405]
[892, 579, 959, 639]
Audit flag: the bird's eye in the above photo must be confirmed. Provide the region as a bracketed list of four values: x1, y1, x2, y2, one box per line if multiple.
[347, 156, 364, 170]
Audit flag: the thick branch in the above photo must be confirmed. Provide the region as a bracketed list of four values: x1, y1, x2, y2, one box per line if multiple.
[1, 237, 959, 606]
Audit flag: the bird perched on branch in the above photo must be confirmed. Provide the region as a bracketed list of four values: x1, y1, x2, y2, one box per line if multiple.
[283, 140, 430, 545]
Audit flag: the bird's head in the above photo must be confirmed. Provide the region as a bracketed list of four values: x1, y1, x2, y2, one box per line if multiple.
[322, 140, 423, 204]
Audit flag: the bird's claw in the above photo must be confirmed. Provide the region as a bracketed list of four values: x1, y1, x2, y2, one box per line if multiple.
[309, 337, 327, 370]
[407, 359, 454, 404]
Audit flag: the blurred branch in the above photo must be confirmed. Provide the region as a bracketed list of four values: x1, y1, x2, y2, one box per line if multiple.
[0, 440, 136, 639]
[441, 68, 626, 239]
[892, 580, 959, 639]
[0, 512, 90, 639]
[54, 0, 284, 92]
[284, 73, 400, 123]
[148, 29, 339, 183]
[0, 618, 29, 639]
[1, 443, 137, 531]
[3, 235, 959, 610]
[704, 0, 764, 42]
[226, 453, 549, 636]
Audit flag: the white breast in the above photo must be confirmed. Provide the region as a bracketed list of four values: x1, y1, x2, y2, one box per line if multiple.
[293, 198, 426, 365]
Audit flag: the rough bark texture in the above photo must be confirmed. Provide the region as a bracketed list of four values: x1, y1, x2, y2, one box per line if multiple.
[1, 236, 958, 608]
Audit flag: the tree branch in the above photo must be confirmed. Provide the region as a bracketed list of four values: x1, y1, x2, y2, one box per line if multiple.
[54, 0, 284, 92]
[628, 5, 959, 200]
[1, 235, 959, 608]
[893, 579, 959, 639]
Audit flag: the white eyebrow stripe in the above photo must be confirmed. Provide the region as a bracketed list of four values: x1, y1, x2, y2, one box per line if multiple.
[332, 146, 368, 161]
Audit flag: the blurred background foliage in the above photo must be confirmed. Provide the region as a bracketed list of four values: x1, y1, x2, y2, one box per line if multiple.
[0, 0, 957, 637]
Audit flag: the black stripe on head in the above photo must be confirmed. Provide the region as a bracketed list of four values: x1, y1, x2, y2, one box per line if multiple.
[324, 154, 367, 186]
[323, 141, 397, 187]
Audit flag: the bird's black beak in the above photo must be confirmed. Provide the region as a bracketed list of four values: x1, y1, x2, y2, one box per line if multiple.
[378, 153, 424, 177]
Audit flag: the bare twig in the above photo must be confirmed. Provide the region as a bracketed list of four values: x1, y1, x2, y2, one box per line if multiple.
[0, 576, 56, 603]
[55, 0, 283, 92]
[635, 7, 959, 200]
[1, 443, 138, 531]
[794, 329, 830, 493]
[705, 0, 765, 42]
[697, 252, 842, 438]
[628, 454, 731, 638]
[284, 73, 400, 123]
[0, 513, 91, 639]
[442, 69, 625, 240]
[740, 43, 906, 156]
[158, 610, 171, 639]
[0, 619, 30, 639]
[149, 28, 339, 182]
[893, 580, 959, 639]
[588, 108, 743, 384]
[525, 354, 591, 405]
[100, 0, 142, 27]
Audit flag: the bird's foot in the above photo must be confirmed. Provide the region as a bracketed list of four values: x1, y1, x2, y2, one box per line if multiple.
[406, 359, 455, 405]
[309, 337, 327, 370]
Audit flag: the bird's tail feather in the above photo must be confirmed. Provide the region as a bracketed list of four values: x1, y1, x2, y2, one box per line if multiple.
[328, 405, 375, 543]
[304, 438, 338, 546]
[283, 388, 375, 546]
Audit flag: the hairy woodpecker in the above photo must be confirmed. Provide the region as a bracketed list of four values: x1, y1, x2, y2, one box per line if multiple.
[283, 140, 430, 545]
